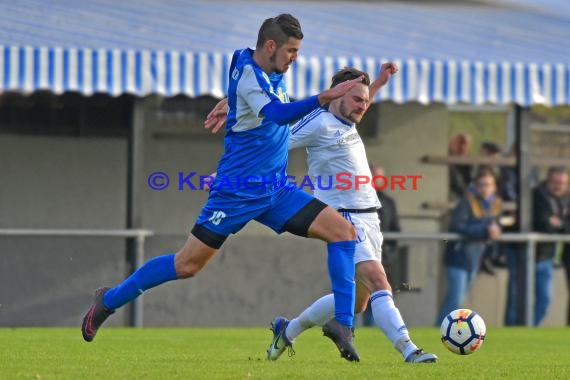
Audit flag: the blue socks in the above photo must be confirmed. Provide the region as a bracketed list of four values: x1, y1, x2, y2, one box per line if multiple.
[327, 241, 356, 327]
[103, 253, 178, 310]
[100, 245, 355, 324]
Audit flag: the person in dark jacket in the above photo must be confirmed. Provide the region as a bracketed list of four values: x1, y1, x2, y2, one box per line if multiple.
[506, 166, 569, 326]
[371, 164, 402, 283]
[563, 223, 570, 325]
[436, 167, 502, 325]
[477, 142, 516, 275]
[363, 164, 402, 326]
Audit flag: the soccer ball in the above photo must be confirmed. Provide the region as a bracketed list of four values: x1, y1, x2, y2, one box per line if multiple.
[440, 308, 486, 355]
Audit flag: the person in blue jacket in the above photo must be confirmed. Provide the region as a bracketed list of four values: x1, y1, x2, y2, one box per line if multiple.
[436, 166, 502, 324]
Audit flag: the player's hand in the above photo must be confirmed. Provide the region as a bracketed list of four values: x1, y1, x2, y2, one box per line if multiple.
[204, 98, 228, 134]
[318, 76, 364, 105]
[203, 172, 217, 192]
[376, 62, 398, 87]
[369, 62, 398, 98]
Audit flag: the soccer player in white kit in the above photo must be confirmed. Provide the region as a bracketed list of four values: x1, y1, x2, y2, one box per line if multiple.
[266, 68, 438, 363]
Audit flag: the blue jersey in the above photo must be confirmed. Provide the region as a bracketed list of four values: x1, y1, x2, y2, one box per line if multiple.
[213, 49, 290, 197]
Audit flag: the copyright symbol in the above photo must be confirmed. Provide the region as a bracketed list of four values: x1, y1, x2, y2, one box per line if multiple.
[148, 172, 169, 190]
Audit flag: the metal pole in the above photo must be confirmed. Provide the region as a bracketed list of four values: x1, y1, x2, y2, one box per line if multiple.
[127, 97, 146, 327]
[516, 105, 534, 327]
[524, 236, 536, 326]
[132, 234, 146, 328]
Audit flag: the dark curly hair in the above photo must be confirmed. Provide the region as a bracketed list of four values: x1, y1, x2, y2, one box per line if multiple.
[256, 14, 303, 48]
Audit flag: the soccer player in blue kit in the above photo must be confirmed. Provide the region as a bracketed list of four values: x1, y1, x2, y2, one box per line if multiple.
[81, 13, 363, 361]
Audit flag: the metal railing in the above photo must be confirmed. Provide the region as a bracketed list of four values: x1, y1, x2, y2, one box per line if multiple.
[0, 228, 154, 327]
[382, 231, 570, 326]
[2, 229, 568, 327]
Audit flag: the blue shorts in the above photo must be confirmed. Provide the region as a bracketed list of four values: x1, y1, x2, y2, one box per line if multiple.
[196, 186, 316, 237]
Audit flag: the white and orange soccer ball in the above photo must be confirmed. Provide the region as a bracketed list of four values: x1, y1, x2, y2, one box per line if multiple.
[440, 308, 486, 355]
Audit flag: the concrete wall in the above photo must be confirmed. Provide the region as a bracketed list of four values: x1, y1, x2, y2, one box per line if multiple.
[464, 266, 568, 327]
[1, 98, 568, 327]
[0, 135, 129, 326]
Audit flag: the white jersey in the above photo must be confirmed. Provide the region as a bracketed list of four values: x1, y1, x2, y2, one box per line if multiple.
[289, 107, 381, 210]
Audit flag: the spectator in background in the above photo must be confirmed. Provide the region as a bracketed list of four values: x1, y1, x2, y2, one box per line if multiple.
[479, 141, 518, 202]
[448, 133, 473, 201]
[563, 229, 570, 326]
[498, 143, 524, 326]
[436, 167, 502, 325]
[371, 164, 402, 279]
[533, 167, 569, 324]
[506, 167, 570, 326]
[363, 164, 402, 326]
[477, 141, 519, 275]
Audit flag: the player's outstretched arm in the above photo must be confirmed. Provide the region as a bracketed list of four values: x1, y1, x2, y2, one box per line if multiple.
[262, 75, 365, 126]
[369, 62, 398, 99]
[204, 75, 365, 132]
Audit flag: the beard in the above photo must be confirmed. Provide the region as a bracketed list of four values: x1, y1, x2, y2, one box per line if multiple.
[339, 100, 361, 123]
[269, 52, 287, 74]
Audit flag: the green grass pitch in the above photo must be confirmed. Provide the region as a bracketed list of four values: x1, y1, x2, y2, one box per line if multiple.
[1, 327, 569, 379]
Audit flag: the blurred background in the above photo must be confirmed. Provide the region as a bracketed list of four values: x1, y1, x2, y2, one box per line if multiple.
[1, 0, 569, 328]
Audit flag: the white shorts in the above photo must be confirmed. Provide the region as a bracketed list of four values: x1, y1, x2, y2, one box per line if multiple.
[341, 211, 384, 264]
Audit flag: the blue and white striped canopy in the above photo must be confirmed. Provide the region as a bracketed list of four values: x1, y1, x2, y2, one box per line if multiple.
[1, 0, 569, 106]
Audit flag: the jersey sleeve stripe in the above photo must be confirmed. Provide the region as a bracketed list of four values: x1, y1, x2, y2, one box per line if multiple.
[290, 108, 326, 135]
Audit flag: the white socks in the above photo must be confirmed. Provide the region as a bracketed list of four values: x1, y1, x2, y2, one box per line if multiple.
[285, 294, 334, 341]
[370, 289, 418, 359]
[285, 289, 418, 360]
